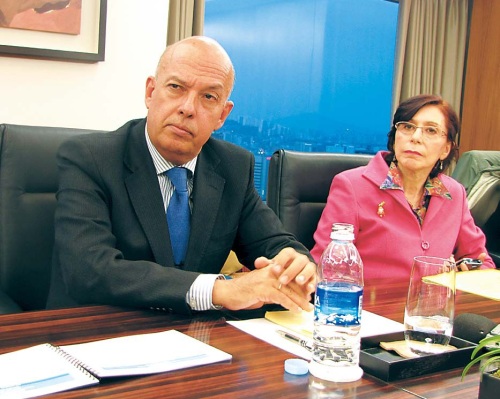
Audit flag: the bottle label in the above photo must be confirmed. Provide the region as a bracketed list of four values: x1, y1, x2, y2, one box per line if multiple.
[314, 283, 363, 326]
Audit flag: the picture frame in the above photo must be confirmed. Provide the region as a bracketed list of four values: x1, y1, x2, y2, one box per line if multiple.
[0, 0, 107, 63]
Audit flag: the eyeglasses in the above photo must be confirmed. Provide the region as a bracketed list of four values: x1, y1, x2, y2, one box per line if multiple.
[395, 121, 446, 141]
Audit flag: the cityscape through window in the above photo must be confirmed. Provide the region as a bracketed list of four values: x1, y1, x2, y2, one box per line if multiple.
[205, 0, 399, 199]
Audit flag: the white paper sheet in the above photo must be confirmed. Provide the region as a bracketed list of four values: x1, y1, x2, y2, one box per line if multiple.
[227, 310, 404, 360]
[60, 330, 232, 378]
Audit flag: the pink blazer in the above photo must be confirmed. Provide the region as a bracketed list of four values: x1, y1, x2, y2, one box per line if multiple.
[311, 152, 495, 280]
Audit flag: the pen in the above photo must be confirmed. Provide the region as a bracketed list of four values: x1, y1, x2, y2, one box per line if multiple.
[277, 330, 314, 352]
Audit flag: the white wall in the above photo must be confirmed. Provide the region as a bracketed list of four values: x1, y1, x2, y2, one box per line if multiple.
[0, 0, 170, 131]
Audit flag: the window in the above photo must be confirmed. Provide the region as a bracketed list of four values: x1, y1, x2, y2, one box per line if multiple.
[205, 0, 399, 199]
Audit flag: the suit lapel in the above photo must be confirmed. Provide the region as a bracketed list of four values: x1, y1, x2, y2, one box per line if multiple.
[123, 121, 172, 267]
[422, 194, 447, 228]
[185, 143, 226, 271]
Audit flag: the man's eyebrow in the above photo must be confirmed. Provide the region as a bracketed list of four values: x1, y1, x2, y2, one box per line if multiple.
[166, 76, 225, 92]
[165, 75, 186, 85]
[206, 83, 225, 91]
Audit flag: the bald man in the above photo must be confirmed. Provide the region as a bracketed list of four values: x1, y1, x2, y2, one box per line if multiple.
[48, 36, 317, 315]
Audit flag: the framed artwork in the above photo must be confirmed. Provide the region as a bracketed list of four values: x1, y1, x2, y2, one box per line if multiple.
[0, 0, 107, 63]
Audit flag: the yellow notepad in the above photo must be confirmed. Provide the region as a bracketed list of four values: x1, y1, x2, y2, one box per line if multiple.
[264, 309, 404, 339]
[425, 269, 500, 301]
[265, 310, 314, 338]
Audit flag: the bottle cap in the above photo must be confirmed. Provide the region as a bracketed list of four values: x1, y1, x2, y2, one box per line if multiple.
[330, 223, 355, 241]
[284, 358, 309, 375]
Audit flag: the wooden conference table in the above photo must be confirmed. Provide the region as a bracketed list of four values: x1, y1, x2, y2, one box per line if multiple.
[0, 278, 497, 399]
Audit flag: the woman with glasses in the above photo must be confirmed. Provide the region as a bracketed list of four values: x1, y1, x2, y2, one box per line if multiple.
[311, 94, 495, 279]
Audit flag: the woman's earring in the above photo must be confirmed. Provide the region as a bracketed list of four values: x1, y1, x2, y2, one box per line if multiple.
[439, 160, 443, 171]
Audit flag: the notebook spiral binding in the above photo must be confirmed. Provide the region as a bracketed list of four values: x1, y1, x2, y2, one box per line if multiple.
[46, 343, 100, 381]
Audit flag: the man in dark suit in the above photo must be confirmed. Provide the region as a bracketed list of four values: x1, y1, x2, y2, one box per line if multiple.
[48, 36, 316, 314]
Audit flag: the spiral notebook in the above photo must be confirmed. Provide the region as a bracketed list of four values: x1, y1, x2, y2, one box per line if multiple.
[0, 329, 232, 399]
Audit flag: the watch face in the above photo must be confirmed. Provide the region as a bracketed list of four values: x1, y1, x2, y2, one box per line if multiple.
[458, 258, 479, 265]
[457, 258, 482, 270]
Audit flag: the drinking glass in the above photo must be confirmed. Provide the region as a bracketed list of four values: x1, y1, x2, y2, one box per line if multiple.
[404, 256, 456, 355]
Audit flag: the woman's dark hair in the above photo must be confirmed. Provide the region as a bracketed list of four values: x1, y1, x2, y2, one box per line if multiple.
[386, 94, 459, 178]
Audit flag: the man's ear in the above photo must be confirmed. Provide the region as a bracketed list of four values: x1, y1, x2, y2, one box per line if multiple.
[144, 76, 155, 109]
[215, 101, 234, 131]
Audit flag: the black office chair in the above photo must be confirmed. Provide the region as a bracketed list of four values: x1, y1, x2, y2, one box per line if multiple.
[267, 149, 372, 250]
[0, 123, 102, 313]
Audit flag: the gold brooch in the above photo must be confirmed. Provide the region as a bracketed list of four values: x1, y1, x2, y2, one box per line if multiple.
[377, 201, 385, 218]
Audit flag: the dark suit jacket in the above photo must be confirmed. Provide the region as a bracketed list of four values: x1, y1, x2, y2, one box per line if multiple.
[47, 118, 310, 314]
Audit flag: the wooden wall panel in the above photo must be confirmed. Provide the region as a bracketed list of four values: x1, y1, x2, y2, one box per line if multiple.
[460, 0, 500, 154]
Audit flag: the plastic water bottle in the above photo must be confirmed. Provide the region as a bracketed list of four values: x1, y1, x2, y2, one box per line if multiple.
[309, 223, 364, 382]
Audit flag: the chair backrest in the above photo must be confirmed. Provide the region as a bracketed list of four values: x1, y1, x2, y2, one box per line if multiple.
[452, 150, 500, 195]
[453, 150, 500, 268]
[267, 149, 372, 250]
[471, 179, 500, 267]
[0, 123, 103, 312]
